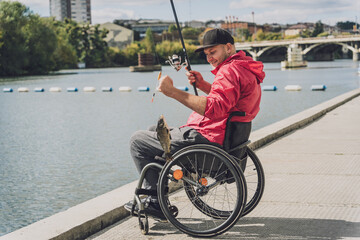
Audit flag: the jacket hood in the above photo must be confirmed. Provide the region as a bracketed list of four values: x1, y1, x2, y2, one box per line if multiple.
[212, 50, 265, 83]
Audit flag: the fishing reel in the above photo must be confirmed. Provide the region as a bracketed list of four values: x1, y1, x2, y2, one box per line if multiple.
[165, 54, 188, 72]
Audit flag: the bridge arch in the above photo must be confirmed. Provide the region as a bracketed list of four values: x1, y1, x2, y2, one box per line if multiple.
[256, 45, 287, 58]
[302, 42, 357, 55]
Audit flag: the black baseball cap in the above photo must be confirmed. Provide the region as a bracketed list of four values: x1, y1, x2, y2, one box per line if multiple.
[195, 28, 234, 53]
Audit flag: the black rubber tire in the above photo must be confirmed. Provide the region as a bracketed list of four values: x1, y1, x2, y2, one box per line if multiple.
[157, 144, 247, 237]
[241, 147, 265, 216]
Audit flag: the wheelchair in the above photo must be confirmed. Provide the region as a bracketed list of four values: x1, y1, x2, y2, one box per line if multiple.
[130, 112, 265, 237]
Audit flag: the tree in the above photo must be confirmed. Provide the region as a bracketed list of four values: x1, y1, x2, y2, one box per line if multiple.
[336, 21, 359, 30]
[59, 20, 110, 68]
[312, 20, 324, 37]
[23, 16, 58, 74]
[0, 1, 29, 76]
[143, 28, 155, 53]
[86, 25, 111, 67]
[254, 29, 266, 41]
[49, 18, 78, 69]
[0, 1, 59, 76]
[182, 27, 202, 40]
[300, 29, 312, 38]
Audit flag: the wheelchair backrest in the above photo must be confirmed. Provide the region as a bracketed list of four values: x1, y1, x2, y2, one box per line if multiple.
[223, 112, 251, 158]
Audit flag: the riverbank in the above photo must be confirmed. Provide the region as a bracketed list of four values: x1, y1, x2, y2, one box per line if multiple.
[2, 88, 359, 240]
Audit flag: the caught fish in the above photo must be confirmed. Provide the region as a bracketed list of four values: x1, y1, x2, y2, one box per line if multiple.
[156, 115, 172, 161]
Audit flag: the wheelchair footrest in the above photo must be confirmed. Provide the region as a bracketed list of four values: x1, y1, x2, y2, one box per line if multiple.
[135, 188, 157, 196]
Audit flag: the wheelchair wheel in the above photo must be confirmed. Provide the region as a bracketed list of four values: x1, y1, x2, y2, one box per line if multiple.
[157, 144, 247, 237]
[241, 147, 265, 216]
[182, 146, 265, 219]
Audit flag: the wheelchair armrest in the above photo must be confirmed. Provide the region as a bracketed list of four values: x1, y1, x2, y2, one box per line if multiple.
[227, 140, 251, 155]
[226, 112, 246, 126]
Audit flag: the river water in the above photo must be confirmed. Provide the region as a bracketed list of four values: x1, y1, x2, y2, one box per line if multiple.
[0, 60, 359, 236]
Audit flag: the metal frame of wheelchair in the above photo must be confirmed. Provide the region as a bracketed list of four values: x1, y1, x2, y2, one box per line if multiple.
[130, 112, 265, 237]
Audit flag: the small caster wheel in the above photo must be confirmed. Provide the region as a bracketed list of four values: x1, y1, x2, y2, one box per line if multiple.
[138, 212, 149, 235]
[169, 205, 178, 217]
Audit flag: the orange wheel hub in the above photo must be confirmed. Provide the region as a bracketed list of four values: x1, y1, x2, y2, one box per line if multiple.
[199, 178, 208, 186]
[173, 169, 183, 180]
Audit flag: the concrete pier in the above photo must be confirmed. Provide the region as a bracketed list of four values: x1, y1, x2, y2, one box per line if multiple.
[1, 89, 359, 240]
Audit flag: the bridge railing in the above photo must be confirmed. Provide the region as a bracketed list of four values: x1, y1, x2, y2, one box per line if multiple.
[235, 34, 360, 47]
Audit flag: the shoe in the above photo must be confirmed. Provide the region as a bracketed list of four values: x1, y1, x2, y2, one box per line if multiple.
[124, 198, 147, 213]
[145, 201, 167, 222]
[124, 198, 167, 222]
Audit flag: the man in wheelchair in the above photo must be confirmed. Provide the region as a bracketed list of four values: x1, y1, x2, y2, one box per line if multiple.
[125, 28, 265, 221]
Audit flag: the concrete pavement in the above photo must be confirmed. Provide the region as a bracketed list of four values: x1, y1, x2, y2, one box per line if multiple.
[87, 93, 360, 239]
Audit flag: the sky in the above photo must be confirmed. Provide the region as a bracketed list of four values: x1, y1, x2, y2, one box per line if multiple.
[13, 0, 360, 26]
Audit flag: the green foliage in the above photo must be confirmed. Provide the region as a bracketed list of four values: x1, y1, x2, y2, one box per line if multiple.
[317, 32, 329, 37]
[123, 42, 142, 66]
[265, 32, 282, 40]
[182, 27, 203, 40]
[0, 1, 30, 76]
[300, 29, 312, 38]
[23, 16, 58, 74]
[84, 24, 111, 68]
[311, 20, 324, 37]
[143, 28, 155, 53]
[49, 19, 78, 69]
[336, 21, 359, 30]
[254, 29, 266, 41]
[108, 47, 126, 66]
[253, 29, 282, 41]
[154, 40, 206, 65]
[236, 28, 251, 42]
[168, 24, 177, 33]
[284, 34, 300, 40]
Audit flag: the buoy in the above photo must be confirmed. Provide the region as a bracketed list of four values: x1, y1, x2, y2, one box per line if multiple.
[3, 88, 13, 92]
[176, 86, 189, 91]
[102, 87, 113, 92]
[18, 87, 29, 92]
[138, 87, 150, 92]
[34, 87, 45, 92]
[67, 87, 78, 92]
[311, 85, 326, 91]
[49, 87, 62, 92]
[119, 86, 132, 92]
[285, 85, 302, 91]
[83, 86, 96, 92]
[262, 85, 277, 91]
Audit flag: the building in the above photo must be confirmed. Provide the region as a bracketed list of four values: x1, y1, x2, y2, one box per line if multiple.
[206, 20, 224, 29]
[49, 0, 91, 24]
[132, 20, 173, 38]
[284, 24, 308, 36]
[186, 20, 205, 29]
[99, 22, 133, 49]
[222, 21, 262, 35]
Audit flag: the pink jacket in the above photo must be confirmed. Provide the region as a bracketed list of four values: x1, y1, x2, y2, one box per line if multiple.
[183, 51, 265, 145]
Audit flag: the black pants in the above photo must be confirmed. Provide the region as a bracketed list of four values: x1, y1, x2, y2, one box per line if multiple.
[129, 126, 213, 192]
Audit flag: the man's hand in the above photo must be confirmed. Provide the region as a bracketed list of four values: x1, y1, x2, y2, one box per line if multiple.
[186, 70, 211, 94]
[158, 74, 207, 116]
[158, 75, 175, 97]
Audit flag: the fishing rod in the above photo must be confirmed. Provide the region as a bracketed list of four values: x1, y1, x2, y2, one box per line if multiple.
[169, 0, 198, 96]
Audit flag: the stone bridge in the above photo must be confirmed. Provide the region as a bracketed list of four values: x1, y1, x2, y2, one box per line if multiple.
[235, 35, 360, 61]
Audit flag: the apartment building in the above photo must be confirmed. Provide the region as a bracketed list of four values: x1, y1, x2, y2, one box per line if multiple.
[49, 0, 91, 24]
